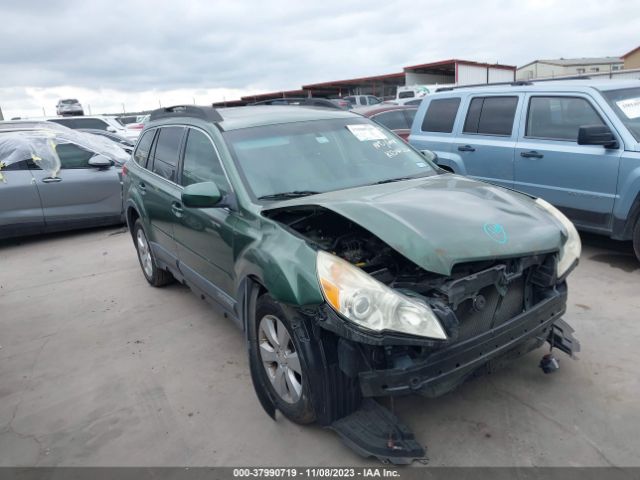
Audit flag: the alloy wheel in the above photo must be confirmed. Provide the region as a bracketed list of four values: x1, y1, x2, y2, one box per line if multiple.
[258, 314, 303, 404]
[136, 228, 153, 278]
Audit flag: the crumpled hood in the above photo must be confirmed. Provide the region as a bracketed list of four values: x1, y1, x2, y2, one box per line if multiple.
[263, 175, 564, 276]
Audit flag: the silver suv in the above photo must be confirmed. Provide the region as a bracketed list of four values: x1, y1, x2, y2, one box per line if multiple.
[56, 99, 84, 116]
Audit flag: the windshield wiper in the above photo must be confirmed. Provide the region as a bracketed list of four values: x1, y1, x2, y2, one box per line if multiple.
[373, 176, 418, 185]
[258, 190, 322, 200]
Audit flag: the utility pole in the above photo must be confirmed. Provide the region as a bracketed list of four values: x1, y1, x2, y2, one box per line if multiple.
[42, 107, 46, 117]
[122, 103, 126, 114]
[0, 106, 4, 121]
[87, 104, 92, 115]
[158, 99, 162, 108]
[192, 97, 196, 105]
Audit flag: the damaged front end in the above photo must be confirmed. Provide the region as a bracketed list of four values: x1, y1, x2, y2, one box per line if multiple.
[263, 205, 580, 464]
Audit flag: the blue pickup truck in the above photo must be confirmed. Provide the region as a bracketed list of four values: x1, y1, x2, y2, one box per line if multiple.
[409, 80, 640, 261]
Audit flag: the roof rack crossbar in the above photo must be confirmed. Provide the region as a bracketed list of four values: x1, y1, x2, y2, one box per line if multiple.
[150, 105, 223, 123]
[435, 75, 593, 92]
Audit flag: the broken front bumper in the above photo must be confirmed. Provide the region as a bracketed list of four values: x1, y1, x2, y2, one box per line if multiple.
[357, 287, 578, 397]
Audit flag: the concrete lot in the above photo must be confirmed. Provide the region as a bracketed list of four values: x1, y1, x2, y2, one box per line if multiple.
[0, 226, 639, 467]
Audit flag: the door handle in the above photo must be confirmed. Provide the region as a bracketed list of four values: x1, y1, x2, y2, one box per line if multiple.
[138, 182, 147, 194]
[171, 202, 183, 218]
[520, 150, 544, 159]
[457, 145, 476, 152]
[42, 177, 62, 183]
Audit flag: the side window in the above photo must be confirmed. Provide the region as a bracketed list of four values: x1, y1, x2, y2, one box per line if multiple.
[421, 98, 461, 133]
[368, 96, 381, 105]
[463, 96, 518, 136]
[73, 118, 109, 130]
[181, 129, 230, 191]
[403, 108, 417, 126]
[151, 126, 184, 182]
[48, 118, 75, 128]
[372, 110, 410, 130]
[133, 129, 156, 168]
[56, 143, 95, 169]
[526, 96, 605, 141]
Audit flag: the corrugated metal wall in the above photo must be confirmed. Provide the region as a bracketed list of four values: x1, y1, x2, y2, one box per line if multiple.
[457, 64, 515, 85]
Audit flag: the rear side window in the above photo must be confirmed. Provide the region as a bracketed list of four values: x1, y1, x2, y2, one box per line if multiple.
[150, 126, 184, 182]
[134, 129, 156, 167]
[421, 98, 461, 133]
[181, 129, 229, 191]
[398, 91, 414, 99]
[71, 118, 109, 130]
[48, 118, 75, 128]
[526, 96, 605, 141]
[372, 110, 410, 130]
[463, 96, 518, 136]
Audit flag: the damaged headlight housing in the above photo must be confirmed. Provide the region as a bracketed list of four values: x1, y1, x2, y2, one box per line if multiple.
[535, 198, 581, 278]
[316, 250, 447, 340]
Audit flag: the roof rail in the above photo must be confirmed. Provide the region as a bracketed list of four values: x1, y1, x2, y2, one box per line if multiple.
[435, 75, 593, 92]
[150, 105, 223, 122]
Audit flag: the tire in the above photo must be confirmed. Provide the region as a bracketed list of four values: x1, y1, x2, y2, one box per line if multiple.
[633, 217, 640, 263]
[132, 219, 173, 287]
[250, 294, 316, 424]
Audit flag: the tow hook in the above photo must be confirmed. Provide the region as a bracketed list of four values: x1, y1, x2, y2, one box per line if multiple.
[539, 353, 560, 374]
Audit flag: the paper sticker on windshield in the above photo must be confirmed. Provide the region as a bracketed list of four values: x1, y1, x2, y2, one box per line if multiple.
[346, 124, 387, 141]
[616, 97, 640, 119]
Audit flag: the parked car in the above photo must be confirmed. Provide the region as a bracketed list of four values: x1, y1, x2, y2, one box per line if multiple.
[125, 114, 150, 133]
[116, 115, 140, 126]
[409, 79, 640, 261]
[78, 128, 136, 153]
[56, 98, 84, 116]
[343, 95, 382, 108]
[353, 104, 418, 141]
[249, 97, 345, 109]
[0, 122, 128, 239]
[48, 115, 139, 140]
[123, 105, 580, 463]
[384, 97, 423, 106]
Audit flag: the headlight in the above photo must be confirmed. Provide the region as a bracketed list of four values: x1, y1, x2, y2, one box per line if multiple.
[535, 198, 581, 277]
[316, 251, 447, 340]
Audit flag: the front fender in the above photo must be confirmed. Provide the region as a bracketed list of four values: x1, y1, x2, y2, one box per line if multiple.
[612, 154, 640, 239]
[234, 223, 324, 307]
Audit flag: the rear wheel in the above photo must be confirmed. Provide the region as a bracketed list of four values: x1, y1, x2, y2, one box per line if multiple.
[633, 217, 640, 263]
[250, 294, 316, 424]
[132, 219, 173, 287]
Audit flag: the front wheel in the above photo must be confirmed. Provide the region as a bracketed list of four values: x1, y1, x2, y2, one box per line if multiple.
[250, 294, 316, 424]
[633, 217, 640, 263]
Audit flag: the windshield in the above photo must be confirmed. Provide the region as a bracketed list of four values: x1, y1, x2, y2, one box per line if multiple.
[602, 87, 640, 141]
[223, 118, 437, 200]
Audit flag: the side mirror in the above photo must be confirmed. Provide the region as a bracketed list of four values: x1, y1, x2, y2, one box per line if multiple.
[182, 182, 222, 208]
[106, 126, 117, 133]
[577, 125, 618, 149]
[88, 154, 112, 168]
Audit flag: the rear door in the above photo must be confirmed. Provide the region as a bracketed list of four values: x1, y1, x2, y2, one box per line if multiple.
[514, 94, 622, 231]
[30, 143, 122, 229]
[452, 95, 521, 189]
[174, 127, 236, 305]
[0, 160, 45, 238]
[138, 126, 185, 264]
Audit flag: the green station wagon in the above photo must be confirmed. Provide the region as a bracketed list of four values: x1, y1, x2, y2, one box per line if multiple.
[123, 105, 580, 463]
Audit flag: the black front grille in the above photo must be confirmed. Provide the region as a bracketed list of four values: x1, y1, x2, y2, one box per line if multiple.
[454, 277, 525, 342]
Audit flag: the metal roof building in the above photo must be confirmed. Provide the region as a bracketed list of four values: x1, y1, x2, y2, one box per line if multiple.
[213, 59, 516, 106]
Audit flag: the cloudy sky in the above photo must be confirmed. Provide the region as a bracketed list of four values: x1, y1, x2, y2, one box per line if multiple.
[0, 0, 637, 119]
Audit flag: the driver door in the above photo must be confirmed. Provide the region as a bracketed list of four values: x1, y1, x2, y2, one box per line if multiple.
[31, 143, 122, 228]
